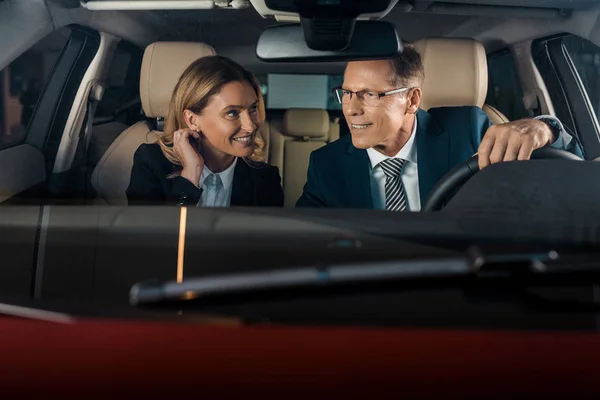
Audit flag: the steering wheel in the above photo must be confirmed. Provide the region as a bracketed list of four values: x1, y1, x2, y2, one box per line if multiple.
[421, 147, 583, 212]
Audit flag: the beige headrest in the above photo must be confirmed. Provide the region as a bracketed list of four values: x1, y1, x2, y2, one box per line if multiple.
[140, 42, 216, 118]
[283, 109, 330, 138]
[414, 38, 488, 111]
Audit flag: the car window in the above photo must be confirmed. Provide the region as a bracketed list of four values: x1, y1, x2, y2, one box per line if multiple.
[94, 40, 143, 125]
[0, 27, 71, 149]
[485, 50, 530, 121]
[563, 35, 600, 122]
[261, 74, 343, 111]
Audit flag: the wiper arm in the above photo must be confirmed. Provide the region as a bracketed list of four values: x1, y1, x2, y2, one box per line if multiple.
[0, 303, 75, 324]
[130, 258, 467, 305]
[130, 248, 566, 306]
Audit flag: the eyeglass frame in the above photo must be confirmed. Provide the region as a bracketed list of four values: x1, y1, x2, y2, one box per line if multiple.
[332, 86, 412, 105]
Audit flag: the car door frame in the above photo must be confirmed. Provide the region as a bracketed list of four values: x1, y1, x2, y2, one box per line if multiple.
[0, 25, 100, 204]
[532, 33, 600, 160]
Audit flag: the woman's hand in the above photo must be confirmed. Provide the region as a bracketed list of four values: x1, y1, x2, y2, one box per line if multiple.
[173, 128, 204, 186]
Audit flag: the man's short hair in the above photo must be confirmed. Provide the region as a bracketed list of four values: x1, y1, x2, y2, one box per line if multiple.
[388, 43, 425, 88]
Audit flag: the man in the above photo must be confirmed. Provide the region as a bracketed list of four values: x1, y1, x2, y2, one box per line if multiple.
[295, 44, 582, 211]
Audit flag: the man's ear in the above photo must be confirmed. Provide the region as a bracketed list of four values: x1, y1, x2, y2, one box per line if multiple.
[183, 109, 201, 131]
[406, 88, 422, 114]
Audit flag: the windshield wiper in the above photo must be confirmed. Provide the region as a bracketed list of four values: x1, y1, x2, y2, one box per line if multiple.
[0, 303, 75, 324]
[130, 248, 580, 306]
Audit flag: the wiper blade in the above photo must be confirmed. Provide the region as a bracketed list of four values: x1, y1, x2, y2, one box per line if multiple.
[0, 303, 75, 324]
[130, 248, 566, 306]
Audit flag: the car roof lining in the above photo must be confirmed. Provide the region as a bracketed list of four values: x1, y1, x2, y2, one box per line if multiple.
[3, 0, 600, 75]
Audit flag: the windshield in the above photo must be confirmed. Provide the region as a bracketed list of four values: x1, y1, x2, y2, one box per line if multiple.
[0, 0, 599, 329]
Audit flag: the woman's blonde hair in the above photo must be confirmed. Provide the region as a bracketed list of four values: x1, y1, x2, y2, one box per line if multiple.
[158, 55, 266, 166]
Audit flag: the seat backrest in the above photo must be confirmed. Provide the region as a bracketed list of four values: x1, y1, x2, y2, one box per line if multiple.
[414, 37, 510, 124]
[482, 104, 510, 124]
[91, 42, 216, 204]
[268, 108, 333, 207]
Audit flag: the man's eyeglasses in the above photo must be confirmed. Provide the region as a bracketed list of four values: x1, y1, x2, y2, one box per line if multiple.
[332, 87, 411, 107]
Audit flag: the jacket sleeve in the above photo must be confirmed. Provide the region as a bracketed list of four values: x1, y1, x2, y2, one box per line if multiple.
[169, 176, 204, 206]
[266, 166, 284, 207]
[472, 108, 584, 158]
[534, 116, 585, 159]
[560, 126, 585, 159]
[126, 145, 203, 206]
[471, 107, 494, 149]
[295, 151, 328, 208]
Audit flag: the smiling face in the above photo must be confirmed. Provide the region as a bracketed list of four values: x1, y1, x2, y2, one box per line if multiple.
[342, 59, 421, 156]
[186, 80, 261, 159]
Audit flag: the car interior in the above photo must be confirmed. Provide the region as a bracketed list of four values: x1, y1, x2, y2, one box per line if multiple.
[2, 0, 600, 335]
[2, 0, 600, 209]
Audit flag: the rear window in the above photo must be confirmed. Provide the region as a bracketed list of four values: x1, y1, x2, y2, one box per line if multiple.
[261, 74, 343, 110]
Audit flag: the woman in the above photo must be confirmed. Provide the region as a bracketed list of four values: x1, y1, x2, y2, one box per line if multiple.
[126, 56, 283, 207]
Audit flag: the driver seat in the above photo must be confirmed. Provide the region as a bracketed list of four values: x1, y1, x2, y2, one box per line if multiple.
[414, 38, 510, 124]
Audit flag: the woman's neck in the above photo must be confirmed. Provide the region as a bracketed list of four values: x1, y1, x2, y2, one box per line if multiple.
[204, 149, 235, 173]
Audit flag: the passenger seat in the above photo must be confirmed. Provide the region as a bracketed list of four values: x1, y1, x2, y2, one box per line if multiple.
[268, 108, 339, 207]
[414, 38, 510, 124]
[91, 42, 216, 204]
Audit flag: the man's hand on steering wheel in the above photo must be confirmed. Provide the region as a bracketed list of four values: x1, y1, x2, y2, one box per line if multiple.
[477, 119, 555, 170]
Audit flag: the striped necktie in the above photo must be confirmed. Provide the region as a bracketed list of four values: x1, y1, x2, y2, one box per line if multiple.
[379, 158, 408, 211]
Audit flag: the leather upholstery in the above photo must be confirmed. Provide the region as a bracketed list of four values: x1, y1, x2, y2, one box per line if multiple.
[482, 104, 510, 124]
[415, 37, 488, 111]
[140, 42, 216, 118]
[283, 108, 330, 138]
[415, 37, 509, 124]
[268, 109, 338, 207]
[91, 121, 159, 204]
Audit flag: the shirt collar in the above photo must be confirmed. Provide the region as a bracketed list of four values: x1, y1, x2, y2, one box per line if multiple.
[366, 116, 418, 168]
[199, 157, 238, 191]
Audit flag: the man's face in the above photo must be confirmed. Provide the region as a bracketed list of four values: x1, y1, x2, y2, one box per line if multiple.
[342, 60, 413, 151]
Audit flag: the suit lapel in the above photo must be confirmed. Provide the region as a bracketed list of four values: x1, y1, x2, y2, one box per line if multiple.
[344, 144, 374, 209]
[416, 109, 449, 203]
[230, 159, 255, 206]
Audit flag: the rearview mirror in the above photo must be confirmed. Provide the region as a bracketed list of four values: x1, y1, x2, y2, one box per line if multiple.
[256, 21, 402, 62]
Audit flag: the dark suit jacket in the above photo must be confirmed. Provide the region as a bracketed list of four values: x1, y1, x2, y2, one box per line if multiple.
[126, 143, 284, 207]
[296, 106, 584, 209]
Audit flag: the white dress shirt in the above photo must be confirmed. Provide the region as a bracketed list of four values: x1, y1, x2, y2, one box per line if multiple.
[197, 158, 237, 207]
[367, 118, 421, 212]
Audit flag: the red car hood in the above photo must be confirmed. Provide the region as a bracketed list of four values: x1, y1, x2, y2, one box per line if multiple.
[1, 317, 599, 398]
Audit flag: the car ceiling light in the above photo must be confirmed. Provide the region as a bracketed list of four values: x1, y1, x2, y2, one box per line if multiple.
[80, 0, 215, 10]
